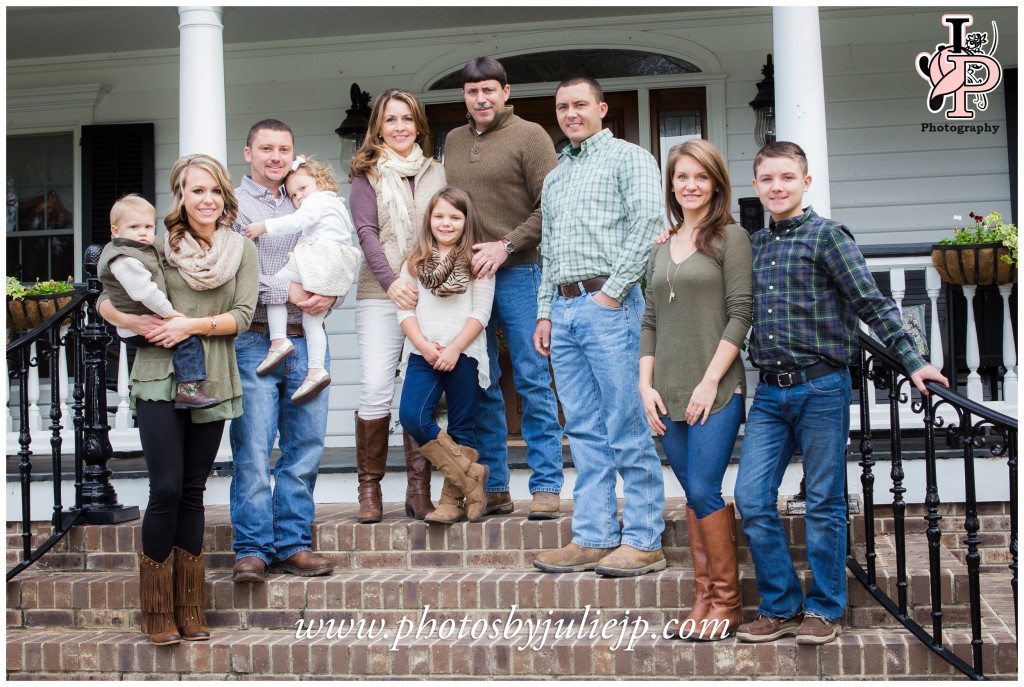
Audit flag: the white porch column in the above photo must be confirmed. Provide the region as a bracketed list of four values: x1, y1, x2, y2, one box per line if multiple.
[773, 7, 831, 216]
[178, 6, 227, 162]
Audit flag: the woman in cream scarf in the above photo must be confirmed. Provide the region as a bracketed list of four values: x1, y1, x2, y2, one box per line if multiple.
[348, 89, 448, 524]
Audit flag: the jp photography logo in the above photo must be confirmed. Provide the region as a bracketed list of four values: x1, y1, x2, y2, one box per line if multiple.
[916, 14, 1003, 135]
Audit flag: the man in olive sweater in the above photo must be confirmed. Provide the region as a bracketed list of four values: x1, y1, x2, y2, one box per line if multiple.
[443, 56, 565, 520]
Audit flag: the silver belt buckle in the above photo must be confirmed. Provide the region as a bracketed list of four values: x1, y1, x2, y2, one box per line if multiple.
[778, 372, 796, 388]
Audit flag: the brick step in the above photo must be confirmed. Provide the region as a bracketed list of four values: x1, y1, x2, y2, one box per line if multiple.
[6, 626, 1017, 679]
[8, 565, 978, 633]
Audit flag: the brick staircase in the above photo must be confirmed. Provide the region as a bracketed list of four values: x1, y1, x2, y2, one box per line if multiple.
[6, 499, 1017, 680]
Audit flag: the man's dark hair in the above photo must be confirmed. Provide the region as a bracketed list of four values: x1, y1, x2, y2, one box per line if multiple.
[461, 56, 508, 87]
[246, 118, 294, 148]
[555, 75, 604, 103]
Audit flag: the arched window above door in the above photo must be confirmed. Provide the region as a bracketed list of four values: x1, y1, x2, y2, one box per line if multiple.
[428, 49, 700, 90]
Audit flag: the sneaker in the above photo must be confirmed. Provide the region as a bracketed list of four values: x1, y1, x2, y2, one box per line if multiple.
[795, 614, 840, 645]
[735, 614, 803, 643]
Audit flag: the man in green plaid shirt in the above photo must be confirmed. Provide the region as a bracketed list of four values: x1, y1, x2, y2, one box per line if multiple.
[532, 76, 666, 577]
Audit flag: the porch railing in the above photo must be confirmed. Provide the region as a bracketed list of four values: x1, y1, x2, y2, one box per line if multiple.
[848, 331, 1018, 680]
[6, 247, 139, 581]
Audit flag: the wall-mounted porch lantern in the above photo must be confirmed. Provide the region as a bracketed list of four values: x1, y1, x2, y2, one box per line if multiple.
[749, 54, 776, 148]
[335, 83, 372, 167]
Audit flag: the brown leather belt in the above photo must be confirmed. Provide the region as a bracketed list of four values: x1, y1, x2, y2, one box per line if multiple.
[247, 322, 305, 337]
[557, 276, 609, 299]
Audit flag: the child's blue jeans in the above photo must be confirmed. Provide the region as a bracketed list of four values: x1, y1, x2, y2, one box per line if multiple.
[122, 334, 206, 384]
[399, 352, 480, 449]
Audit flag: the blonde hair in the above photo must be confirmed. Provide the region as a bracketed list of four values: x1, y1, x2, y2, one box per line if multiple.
[350, 88, 432, 180]
[405, 187, 482, 278]
[286, 155, 339, 194]
[109, 193, 155, 229]
[164, 154, 239, 252]
[664, 139, 735, 257]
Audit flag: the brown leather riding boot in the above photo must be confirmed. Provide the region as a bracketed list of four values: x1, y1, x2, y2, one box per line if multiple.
[403, 432, 435, 519]
[354, 412, 390, 524]
[418, 432, 488, 522]
[674, 506, 712, 637]
[172, 547, 210, 641]
[423, 478, 466, 525]
[138, 551, 181, 646]
[695, 503, 743, 640]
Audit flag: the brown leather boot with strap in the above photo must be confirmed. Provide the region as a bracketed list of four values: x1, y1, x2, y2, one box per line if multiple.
[354, 412, 391, 523]
[138, 551, 181, 646]
[423, 478, 465, 525]
[418, 431, 488, 522]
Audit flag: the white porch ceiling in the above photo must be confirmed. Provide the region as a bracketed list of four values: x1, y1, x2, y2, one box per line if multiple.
[6, 5, 690, 61]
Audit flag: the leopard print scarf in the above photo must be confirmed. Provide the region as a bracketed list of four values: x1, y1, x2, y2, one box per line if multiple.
[416, 243, 470, 297]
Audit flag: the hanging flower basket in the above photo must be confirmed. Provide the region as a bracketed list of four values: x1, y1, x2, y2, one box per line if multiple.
[930, 243, 1017, 286]
[6, 289, 81, 331]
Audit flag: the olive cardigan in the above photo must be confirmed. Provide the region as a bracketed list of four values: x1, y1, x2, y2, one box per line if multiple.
[639, 223, 753, 419]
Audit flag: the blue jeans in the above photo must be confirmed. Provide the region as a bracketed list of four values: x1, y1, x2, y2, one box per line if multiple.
[660, 393, 744, 519]
[549, 286, 665, 551]
[399, 353, 480, 449]
[229, 330, 330, 565]
[734, 369, 852, 623]
[123, 333, 206, 384]
[476, 264, 564, 495]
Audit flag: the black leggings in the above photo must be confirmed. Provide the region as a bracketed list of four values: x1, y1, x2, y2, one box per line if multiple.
[135, 400, 224, 561]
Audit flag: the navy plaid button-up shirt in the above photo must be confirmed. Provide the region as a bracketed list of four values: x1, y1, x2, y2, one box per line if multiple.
[749, 207, 926, 374]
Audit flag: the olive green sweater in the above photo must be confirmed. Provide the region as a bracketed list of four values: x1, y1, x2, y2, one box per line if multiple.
[443, 106, 557, 265]
[640, 223, 753, 419]
[97, 234, 258, 423]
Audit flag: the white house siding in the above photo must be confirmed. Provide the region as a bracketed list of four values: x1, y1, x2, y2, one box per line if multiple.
[7, 6, 1016, 447]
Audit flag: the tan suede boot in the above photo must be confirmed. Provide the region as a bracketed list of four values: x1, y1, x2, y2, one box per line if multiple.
[173, 547, 210, 641]
[138, 551, 181, 646]
[354, 412, 390, 523]
[424, 478, 466, 525]
[403, 432, 435, 519]
[418, 432, 488, 522]
[694, 503, 743, 640]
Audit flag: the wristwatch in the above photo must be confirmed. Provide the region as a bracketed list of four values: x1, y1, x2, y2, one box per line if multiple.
[501, 238, 515, 255]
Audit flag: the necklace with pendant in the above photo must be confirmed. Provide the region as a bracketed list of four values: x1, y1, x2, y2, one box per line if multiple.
[667, 227, 689, 302]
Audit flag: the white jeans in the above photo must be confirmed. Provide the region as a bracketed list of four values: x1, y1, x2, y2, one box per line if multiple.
[355, 298, 406, 420]
[267, 265, 327, 370]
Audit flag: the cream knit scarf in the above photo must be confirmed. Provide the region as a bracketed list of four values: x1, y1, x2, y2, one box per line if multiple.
[165, 228, 245, 291]
[375, 145, 426, 257]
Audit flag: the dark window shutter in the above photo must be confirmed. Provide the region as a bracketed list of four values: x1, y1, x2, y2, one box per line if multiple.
[80, 123, 155, 248]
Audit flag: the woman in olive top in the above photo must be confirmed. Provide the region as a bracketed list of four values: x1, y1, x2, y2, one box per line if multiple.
[639, 139, 752, 640]
[99, 155, 257, 646]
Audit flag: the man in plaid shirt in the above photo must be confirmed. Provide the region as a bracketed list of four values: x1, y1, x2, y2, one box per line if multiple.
[531, 77, 666, 578]
[229, 119, 337, 583]
[733, 141, 947, 645]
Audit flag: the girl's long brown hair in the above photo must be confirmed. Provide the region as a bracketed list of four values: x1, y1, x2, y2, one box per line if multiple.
[164, 154, 238, 252]
[664, 139, 735, 257]
[349, 88, 432, 181]
[404, 187, 482, 278]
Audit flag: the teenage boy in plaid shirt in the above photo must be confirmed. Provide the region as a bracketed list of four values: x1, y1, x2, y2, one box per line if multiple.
[733, 141, 947, 645]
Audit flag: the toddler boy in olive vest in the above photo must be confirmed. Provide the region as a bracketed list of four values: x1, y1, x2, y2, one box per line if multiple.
[97, 194, 218, 409]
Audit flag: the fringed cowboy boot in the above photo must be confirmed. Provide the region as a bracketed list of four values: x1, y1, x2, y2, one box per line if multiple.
[173, 546, 210, 641]
[138, 550, 181, 646]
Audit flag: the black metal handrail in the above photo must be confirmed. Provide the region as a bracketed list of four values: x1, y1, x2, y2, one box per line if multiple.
[849, 331, 1017, 680]
[6, 247, 139, 581]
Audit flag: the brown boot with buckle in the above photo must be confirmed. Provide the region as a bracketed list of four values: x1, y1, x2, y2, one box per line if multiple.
[424, 478, 466, 525]
[417, 432, 489, 522]
[355, 412, 390, 524]
[533, 542, 617, 573]
[694, 503, 743, 640]
[403, 432, 435, 519]
[138, 550, 182, 646]
[594, 544, 667, 577]
[172, 547, 210, 641]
